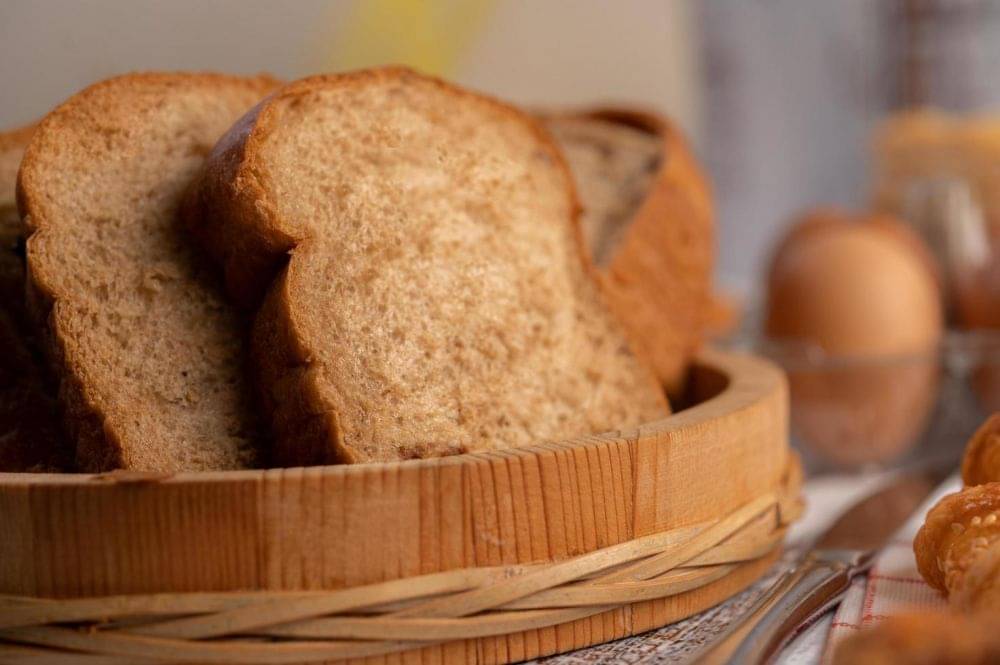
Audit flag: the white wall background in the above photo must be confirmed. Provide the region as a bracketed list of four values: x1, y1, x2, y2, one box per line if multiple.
[699, 0, 888, 295]
[0, 1, 701, 136]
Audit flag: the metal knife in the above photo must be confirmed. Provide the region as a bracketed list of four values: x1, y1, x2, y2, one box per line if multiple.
[691, 460, 954, 665]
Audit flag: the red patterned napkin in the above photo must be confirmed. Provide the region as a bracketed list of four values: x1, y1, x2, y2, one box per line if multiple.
[813, 476, 956, 663]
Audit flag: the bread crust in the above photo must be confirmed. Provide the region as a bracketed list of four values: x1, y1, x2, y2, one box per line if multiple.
[546, 108, 714, 397]
[915, 483, 1000, 595]
[252, 263, 353, 465]
[189, 67, 669, 465]
[18, 72, 279, 472]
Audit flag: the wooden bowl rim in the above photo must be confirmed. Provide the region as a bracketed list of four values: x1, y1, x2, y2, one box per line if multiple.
[0, 346, 784, 486]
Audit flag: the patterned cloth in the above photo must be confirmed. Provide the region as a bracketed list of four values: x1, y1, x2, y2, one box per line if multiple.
[532, 472, 958, 665]
[813, 476, 956, 664]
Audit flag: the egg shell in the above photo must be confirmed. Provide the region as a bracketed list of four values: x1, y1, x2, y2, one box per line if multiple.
[766, 210, 944, 467]
[766, 217, 943, 357]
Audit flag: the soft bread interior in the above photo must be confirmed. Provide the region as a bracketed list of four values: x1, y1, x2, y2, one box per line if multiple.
[545, 116, 661, 266]
[219, 71, 669, 463]
[21, 75, 275, 471]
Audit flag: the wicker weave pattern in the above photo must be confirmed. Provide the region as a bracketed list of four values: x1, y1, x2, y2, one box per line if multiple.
[0, 459, 801, 665]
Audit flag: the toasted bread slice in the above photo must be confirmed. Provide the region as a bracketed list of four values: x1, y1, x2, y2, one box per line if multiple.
[188, 67, 669, 465]
[19, 73, 279, 472]
[0, 124, 72, 471]
[544, 109, 714, 397]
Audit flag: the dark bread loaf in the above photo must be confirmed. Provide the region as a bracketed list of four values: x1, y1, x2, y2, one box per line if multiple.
[0, 125, 35, 308]
[19, 73, 279, 472]
[543, 109, 714, 397]
[0, 125, 72, 471]
[0, 125, 35, 320]
[187, 67, 669, 465]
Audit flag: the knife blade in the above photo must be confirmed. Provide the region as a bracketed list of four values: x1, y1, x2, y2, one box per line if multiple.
[691, 459, 954, 665]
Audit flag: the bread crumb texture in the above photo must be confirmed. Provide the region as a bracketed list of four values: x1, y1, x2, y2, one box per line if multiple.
[194, 68, 669, 464]
[20, 73, 278, 471]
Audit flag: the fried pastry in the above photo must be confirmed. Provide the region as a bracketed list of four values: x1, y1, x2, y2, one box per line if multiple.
[832, 611, 1000, 665]
[914, 482, 1000, 610]
[962, 413, 1000, 487]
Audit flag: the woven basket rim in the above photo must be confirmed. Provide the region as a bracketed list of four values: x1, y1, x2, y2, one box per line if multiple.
[0, 455, 802, 664]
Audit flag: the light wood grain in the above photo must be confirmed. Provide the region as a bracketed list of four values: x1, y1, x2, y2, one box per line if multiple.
[0, 348, 791, 664]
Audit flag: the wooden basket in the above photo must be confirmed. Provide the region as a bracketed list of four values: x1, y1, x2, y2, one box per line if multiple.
[0, 348, 799, 665]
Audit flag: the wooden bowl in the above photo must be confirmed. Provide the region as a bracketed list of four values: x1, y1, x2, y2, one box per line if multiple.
[0, 348, 794, 664]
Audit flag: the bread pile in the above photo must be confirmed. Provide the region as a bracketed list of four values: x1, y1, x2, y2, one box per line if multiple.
[1, 68, 714, 473]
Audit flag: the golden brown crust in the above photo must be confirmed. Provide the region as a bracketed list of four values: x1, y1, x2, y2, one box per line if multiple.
[181, 93, 290, 309]
[952, 537, 1000, 611]
[963, 414, 1000, 487]
[553, 107, 714, 397]
[914, 416, 1000, 609]
[250, 262, 353, 466]
[833, 611, 1000, 665]
[915, 483, 1000, 598]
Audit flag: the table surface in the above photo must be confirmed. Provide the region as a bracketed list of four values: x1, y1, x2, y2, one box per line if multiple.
[527, 472, 897, 665]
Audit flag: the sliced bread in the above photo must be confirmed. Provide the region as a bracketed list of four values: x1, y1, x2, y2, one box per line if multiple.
[543, 109, 714, 397]
[0, 125, 72, 471]
[187, 67, 669, 465]
[18, 73, 279, 472]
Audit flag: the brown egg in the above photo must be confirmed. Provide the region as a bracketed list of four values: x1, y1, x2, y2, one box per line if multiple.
[768, 209, 941, 294]
[766, 210, 943, 466]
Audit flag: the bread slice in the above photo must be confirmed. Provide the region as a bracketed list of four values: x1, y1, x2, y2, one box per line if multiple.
[187, 67, 669, 465]
[0, 125, 72, 471]
[543, 109, 714, 397]
[19, 73, 279, 472]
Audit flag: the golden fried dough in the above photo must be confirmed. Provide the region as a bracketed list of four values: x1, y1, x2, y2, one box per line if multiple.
[914, 483, 1000, 610]
[962, 413, 1000, 487]
[833, 611, 1000, 665]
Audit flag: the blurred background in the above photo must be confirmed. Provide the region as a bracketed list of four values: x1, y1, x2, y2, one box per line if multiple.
[3, 0, 999, 470]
